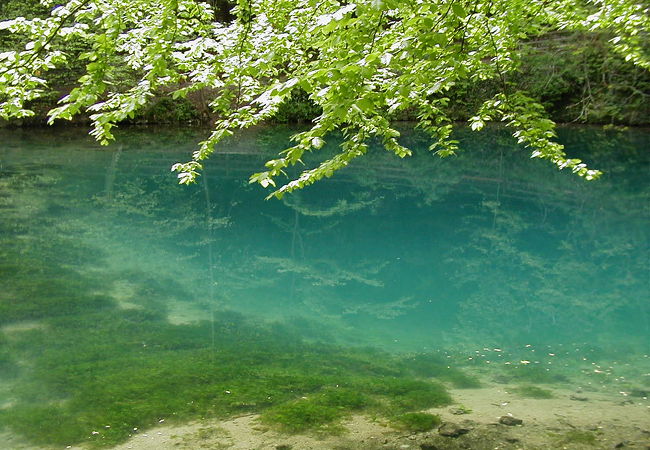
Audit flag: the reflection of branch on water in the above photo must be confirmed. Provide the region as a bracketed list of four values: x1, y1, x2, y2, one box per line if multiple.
[282, 192, 382, 217]
[342, 296, 420, 319]
[264, 213, 340, 236]
[259, 192, 386, 303]
[254, 256, 385, 288]
[104, 145, 122, 202]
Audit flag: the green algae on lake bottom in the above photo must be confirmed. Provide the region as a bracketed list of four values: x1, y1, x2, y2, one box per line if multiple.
[0, 307, 455, 447]
[0, 126, 648, 448]
[555, 429, 601, 446]
[391, 412, 442, 432]
[511, 385, 555, 399]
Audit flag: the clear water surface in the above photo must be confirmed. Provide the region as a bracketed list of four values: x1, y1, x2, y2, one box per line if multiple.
[0, 124, 648, 447]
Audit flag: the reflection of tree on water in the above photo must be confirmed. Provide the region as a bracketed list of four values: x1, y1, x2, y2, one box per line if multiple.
[202, 169, 218, 363]
[258, 191, 387, 312]
[342, 295, 420, 320]
[104, 145, 122, 202]
[445, 157, 649, 345]
[212, 126, 649, 344]
[20, 125, 646, 347]
[276, 192, 383, 301]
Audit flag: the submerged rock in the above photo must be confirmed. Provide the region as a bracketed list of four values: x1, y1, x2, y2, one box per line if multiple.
[438, 422, 471, 437]
[499, 416, 523, 426]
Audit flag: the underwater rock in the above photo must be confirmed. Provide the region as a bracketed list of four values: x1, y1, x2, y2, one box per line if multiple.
[438, 422, 470, 437]
[420, 444, 440, 450]
[498, 416, 523, 426]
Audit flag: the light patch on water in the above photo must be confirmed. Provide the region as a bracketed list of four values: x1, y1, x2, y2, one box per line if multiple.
[342, 295, 421, 319]
[109, 280, 145, 310]
[0, 378, 17, 410]
[1, 321, 47, 336]
[166, 301, 210, 325]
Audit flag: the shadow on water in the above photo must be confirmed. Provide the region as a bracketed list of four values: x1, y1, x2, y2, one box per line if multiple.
[0, 125, 648, 447]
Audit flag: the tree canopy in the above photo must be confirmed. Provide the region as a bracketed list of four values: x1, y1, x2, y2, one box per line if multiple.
[1, 0, 648, 197]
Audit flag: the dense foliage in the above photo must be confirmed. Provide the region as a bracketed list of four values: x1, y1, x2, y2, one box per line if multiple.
[0, 0, 648, 196]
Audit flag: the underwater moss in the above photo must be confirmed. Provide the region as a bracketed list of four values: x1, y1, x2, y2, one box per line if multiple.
[0, 349, 11, 370]
[0, 291, 114, 324]
[258, 387, 374, 432]
[0, 405, 93, 447]
[391, 412, 441, 432]
[0, 303, 459, 447]
[0, 235, 114, 325]
[0, 179, 469, 448]
[317, 387, 373, 410]
[401, 354, 482, 388]
[0, 335, 18, 376]
[260, 398, 343, 433]
[0, 222, 461, 447]
[364, 378, 452, 412]
[558, 430, 598, 445]
[512, 385, 554, 399]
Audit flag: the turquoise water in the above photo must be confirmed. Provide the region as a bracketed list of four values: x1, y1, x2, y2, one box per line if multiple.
[0, 125, 648, 447]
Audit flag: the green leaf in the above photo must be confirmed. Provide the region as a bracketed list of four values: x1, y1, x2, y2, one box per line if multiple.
[451, 4, 467, 18]
[0, 0, 624, 193]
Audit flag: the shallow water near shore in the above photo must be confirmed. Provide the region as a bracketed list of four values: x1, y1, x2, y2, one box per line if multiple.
[0, 125, 648, 448]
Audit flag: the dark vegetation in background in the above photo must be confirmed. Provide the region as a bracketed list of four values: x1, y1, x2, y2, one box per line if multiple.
[0, 0, 648, 127]
[444, 32, 650, 126]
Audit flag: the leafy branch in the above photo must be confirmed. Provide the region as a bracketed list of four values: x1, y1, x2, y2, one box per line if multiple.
[1, 0, 647, 194]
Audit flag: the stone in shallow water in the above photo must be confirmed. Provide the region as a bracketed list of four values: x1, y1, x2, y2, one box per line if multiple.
[438, 422, 471, 437]
[499, 416, 523, 426]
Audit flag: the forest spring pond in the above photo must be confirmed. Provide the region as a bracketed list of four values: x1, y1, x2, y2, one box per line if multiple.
[0, 125, 648, 449]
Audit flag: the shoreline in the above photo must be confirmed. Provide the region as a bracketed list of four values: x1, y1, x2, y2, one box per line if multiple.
[3, 119, 650, 132]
